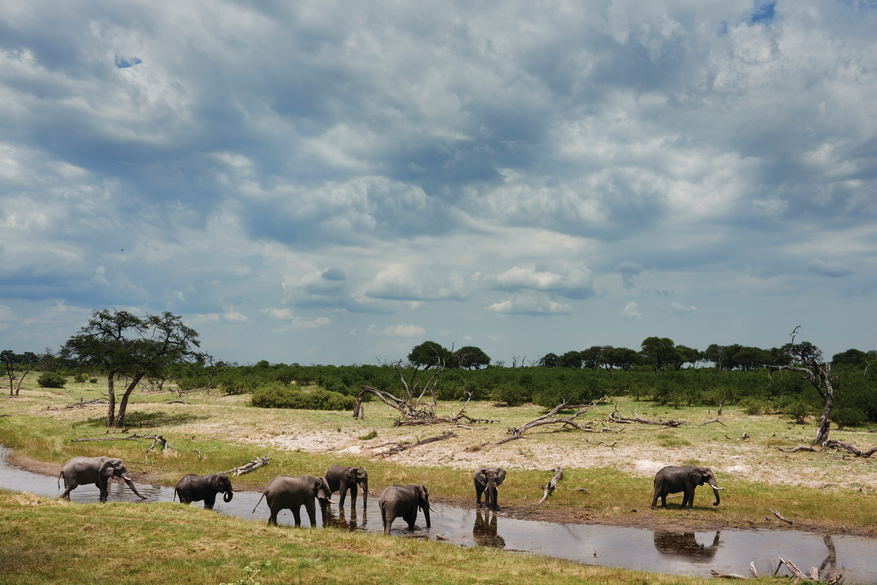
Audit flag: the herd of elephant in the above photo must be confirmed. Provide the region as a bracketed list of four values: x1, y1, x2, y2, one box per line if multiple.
[58, 456, 723, 535]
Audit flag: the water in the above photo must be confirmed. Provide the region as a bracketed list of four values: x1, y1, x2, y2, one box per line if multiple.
[1, 446, 873, 583]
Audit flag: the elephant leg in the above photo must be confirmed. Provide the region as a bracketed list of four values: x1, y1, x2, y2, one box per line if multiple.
[268, 503, 279, 526]
[61, 479, 76, 500]
[292, 507, 302, 527]
[306, 502, 317, 528]
[381, 507, 390, 534]
[98, 478, 109, 502]
[476, 485, 485, 507]
[204, 493, 216, 510]
[404, 510, 417, 531]
[349, 488, 357, 510]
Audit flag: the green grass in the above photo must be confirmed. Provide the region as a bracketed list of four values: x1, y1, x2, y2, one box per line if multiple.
[0, 490, 772, 585]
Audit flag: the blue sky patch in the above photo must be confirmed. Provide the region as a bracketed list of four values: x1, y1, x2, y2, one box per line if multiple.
[749, 1, 776, 25]
[114, 55, 142, 68]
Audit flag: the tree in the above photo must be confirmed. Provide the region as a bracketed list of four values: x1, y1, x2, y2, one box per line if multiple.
[2, 350, 32, 396]
[539, 353, 559, 368]
[407, 341, 453, 369]
[771, 327, 836, 446]
[454, 346, 491, 370]
[62, 310, 202, 428]
[581, 346, 605, 370]
[832, 348, 867, 367]
[674, 345, 701, 370]
[703, 344, 728, 370]
[558, 350, 584, 368]
[603, 347, 640, 371]
[639, 337, 679, 372]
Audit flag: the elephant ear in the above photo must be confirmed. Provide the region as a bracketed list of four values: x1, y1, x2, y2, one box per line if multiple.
[357, 467, 367, 481]
[418, 485, 429, 501]
[474, 468, 487, 485]
[209, 474, 221, 489]
[495, 468, 507, 486]
[99, 461, 117, 478]
[688, 467, 705, 485]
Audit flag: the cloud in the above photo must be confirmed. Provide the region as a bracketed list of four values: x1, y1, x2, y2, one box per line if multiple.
[114, 55, 142, 69]
[264, 308, 330, 331]
[487, 293, 573, 316]
[0, 305, 16, 322]
[366, 324, 426, 337]
[621, 302, 643, 320]
[670, 302, 697, 314]
[615, 262, 643, 290]
[482, 263, 597, 300]
[807, 260, 855, 278]
[365, 265, 467, 301]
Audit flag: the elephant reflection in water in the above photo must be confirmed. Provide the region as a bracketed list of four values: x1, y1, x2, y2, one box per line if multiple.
[472, 508, 505, 549]
[326, 506, 364, 531]
[653, 531, 721, 562]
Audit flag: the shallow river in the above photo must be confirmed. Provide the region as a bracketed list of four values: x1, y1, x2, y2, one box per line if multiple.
[1, 446, 873, 583]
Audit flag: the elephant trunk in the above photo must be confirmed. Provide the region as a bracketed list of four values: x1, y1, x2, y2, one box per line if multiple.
[223, 490, 233, 503]
[360, 478, 368, 509]
[708, 478, 721, 506]
[422, 504, 432, 529]
[122, 476, 147, 500]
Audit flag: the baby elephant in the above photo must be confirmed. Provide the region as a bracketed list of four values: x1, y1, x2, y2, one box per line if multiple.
[379, 484, 436, 535]
[252, 475, 334, 527]
[474, 467, 506, 511]
[651, 465, 723, 510]
[325, 465, 369, 511]
[174, 473, 234, 510]
[59, 456, 146, 502]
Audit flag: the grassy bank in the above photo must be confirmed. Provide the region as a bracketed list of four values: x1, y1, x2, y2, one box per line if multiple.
[0, 490, 771, 585]
[1, 379, 876, 536]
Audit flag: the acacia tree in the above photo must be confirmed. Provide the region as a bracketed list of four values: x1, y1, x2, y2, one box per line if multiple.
[62, 310, 202, 428]
[2, 350, 33, 396]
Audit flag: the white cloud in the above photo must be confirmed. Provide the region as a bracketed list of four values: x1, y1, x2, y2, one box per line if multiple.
[670, 302, 697, 314]
[482, 263, 596, 300]
[487, 293, 573, 316]
[807, 260, 855, 278]
[621, 302, 643, 320]
[0, 305, 15, 322]
[366, 324, 426, 337]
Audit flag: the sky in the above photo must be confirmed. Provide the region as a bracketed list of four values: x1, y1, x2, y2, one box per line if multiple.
[1, 1, 875, 366]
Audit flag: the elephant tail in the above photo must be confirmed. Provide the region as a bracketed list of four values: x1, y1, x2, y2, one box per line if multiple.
[173, 488, 177, 503]
[251, 493, 266, 515]
[58, 471, 62, 490]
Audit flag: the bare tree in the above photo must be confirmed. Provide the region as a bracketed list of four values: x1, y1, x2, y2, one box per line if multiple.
[2, 351, 32, 396]
[770, 327, 836, 446]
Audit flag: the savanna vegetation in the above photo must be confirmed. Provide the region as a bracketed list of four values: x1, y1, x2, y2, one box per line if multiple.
[2, 311, 876, 583]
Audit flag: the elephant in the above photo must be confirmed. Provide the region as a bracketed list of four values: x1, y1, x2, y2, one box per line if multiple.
[651, 465, 723, 510]
[473, 508, 505, 549]
[173, 473, 234, 510]
[653, 531, 722, 562]
[58, 456, 146, 502]
[474, 467, 506, 511]
[379, 484, 435, 535]
[325, 465, 368, 511]
[252, 475, 334, 527]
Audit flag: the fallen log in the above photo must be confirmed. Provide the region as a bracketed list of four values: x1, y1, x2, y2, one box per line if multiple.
[769, 508, 793, 525]
[777, 444, 816, 453]
[220, 454, 270, 476]
[609, 404, 683, 427]
[710, 570, 746, 579]
[534, 466, 563, 507]
[65, 398, 108, 409]
[701, 418, 726, 426]
[777, 557, 809, 584]
[824, 439, 877, 458]
[498, 397, 607, 445]
[376, 431, 457, 458]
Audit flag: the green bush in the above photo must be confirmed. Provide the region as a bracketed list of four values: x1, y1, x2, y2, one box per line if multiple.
[37, 372, 67, 388]
[739, 396, 769, 415]
[833, 407, 867, 430]
[73, 373, 89, 383]
[251, 384, 355, 411]
[89, 378, 98, 384]
[492, 383, 531, 407]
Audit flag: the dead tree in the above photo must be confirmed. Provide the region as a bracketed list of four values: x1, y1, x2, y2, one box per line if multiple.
[374, 431, 457, 458]
[497, 397, 608, 445]
[220, 454, 270, 476]
[3, 354, 31, 397]
[352, 359, 447, 421]
[394, 392, 499, 427]
[608, 403, 684, 427]
[770, 327, 837, 447]
[535, 466, 563, 507]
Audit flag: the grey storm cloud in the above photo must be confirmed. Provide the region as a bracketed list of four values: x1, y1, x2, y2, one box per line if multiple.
[1, 0, 875, 364]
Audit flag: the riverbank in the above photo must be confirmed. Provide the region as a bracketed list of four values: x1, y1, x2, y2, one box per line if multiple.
[2, 385, 875, 538]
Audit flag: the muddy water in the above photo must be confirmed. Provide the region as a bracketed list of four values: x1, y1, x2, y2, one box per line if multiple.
[1, 446, 874, 583]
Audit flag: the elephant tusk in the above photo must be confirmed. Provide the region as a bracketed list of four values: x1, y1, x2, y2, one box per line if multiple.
[428, 505, 438, 514]
[713, 486, 726, 490]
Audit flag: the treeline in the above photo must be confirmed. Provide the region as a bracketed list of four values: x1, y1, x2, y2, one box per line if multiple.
[4, 339, 876, 425]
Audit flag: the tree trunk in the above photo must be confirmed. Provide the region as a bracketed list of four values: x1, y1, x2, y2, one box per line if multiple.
[106, 372, 116, 428]
[115, 374, 144, 428]
[813, 384, 833, 446]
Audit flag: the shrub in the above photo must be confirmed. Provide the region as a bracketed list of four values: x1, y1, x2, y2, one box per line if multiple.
[739, 396, 769, 415]
[833, 407, 867, 430]
[89, 378, 98, 384]
[73, 373, 89, 383]
[492, 383, 531, 407]
[251, 384, 355, 411]
[37, 372, 67, 388]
